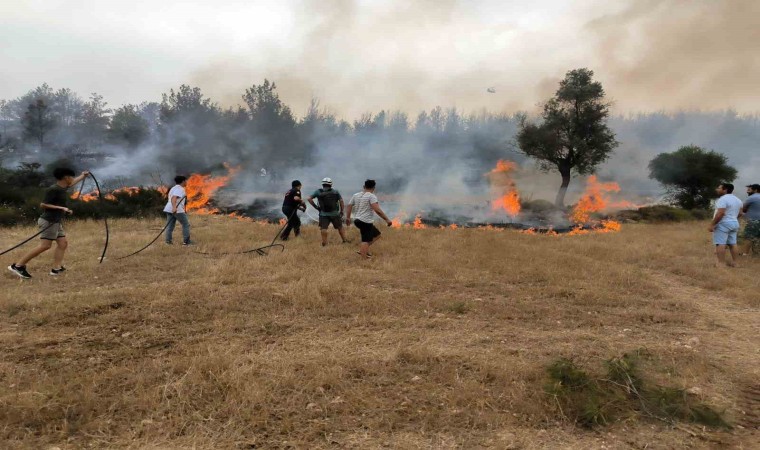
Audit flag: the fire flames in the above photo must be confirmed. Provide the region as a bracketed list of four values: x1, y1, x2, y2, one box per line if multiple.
[563, 175, 625, 234]
[71, 186, 144, 202]
[570, 175, 621, 224]
[487, 160, 521, 218]
[186, 163, 241, 214]
[388, 212, 429, 229]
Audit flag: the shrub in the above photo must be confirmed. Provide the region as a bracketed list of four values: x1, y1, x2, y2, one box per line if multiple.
[0, 186, 165, 227]
[616, 205, 710, 223]
[546, 351, 730, 429]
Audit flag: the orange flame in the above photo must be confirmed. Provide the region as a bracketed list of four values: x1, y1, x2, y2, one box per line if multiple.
[449, 223, 458, 230]
[477, 224, 505, 232]
[71, 190, 99, 202]
[390, 211, 408, 228]
[487, 160, 521, 218]
[412, 214, 426, 229]
[72, 186, 144, 202]
[570, 175, 621, 224]
[598, 219, 621, 233]
[186, 163, 241, 214]
[227, 212, 254, 222]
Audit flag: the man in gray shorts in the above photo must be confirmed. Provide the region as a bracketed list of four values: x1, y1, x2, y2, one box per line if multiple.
[308, 177, 349, 247]
[8, 167, 89, 279]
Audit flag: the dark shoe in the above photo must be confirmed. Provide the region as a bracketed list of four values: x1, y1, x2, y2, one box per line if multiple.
[321, 242, 327, 247]
[8, 264, 32, 279]
[182, 241, 194, 246]
[165, 241, 173, 245]
[281, 237, 289, 241]
[50, 266, 67, 276]
[356, 251, 372, 258]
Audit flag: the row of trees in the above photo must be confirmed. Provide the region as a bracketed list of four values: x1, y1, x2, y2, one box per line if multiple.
[0, 80, 518, 174]
[0, 69, 748, 209]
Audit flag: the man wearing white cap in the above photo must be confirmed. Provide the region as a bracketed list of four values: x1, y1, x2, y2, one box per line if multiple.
[308, 177, 348, 246]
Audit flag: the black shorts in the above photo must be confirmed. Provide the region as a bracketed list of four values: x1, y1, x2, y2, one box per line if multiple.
[354, 219, 381, 243]
[319, 215, 343, 230]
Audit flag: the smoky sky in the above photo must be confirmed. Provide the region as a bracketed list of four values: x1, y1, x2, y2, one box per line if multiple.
[2, 0, 758, 117]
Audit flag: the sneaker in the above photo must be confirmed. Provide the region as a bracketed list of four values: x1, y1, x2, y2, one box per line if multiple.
[50, 266, 67, 276]
[165, 241, 173, 245]
[182, 241, 195, 246]
[356, 251, 372, 258]
[8, 264, 32, 279]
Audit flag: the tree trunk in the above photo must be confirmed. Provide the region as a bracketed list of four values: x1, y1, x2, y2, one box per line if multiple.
[555, 170, 571, 208]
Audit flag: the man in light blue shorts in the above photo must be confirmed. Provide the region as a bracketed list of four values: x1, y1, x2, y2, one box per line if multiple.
[708, 183, 743, 267]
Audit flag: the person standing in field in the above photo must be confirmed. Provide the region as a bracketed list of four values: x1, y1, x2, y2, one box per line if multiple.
[308, 177, 348, 246]
[164, 175, 192, 246]
[345, 179, 393, 258]
[8, 167, 89, 279]
[281, 180, 306, 241]
[739, 183, 760, 255]
[708, 183, 743, 267]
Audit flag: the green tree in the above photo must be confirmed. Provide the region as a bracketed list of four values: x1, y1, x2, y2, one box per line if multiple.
[109, 104, 149, 148]
[22, 99, 56, 150]
[517, 68, 618, 207]
[79, 93, 111, 146]
[242, 80, 298, 167]
[648, 145, 737, 210]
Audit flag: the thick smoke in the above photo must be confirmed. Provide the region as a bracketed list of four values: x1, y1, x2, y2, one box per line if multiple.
[586, 0, 760, 113]
[3, 1, 759, 116]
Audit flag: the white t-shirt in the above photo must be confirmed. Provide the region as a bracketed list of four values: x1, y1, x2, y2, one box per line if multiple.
[714, 194, 742, 223]
[163, 185, 187, 213]
[348, 191, 378, 223]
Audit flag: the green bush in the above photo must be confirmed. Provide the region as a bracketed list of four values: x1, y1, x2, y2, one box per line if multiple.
[616, 205, 711, 223]
[0, 206, 20, 226]
[546, 351, 730, 429]
[0, 186, 165, 227]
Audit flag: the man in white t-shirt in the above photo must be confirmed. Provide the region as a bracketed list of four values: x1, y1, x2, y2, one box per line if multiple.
[708, 183, 743, 267]
[163, 175, 192, 245]
[345, 179, 393, 258]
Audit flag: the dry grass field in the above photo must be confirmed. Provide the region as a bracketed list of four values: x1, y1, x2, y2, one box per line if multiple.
[1, 217, 758, 449]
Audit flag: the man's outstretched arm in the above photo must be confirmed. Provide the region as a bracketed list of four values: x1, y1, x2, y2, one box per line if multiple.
[371, 203, 393, 226]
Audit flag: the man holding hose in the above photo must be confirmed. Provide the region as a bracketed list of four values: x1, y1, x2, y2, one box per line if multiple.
[164, 175, 192, 246]
[8, 167, 89, 279]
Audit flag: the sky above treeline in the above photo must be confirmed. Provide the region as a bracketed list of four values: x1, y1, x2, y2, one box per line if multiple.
[2, 0, 758, 118]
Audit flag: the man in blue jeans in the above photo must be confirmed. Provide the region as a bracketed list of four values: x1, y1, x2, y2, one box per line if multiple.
[164, 175, 192, 245]
[708, 183, 743, 267]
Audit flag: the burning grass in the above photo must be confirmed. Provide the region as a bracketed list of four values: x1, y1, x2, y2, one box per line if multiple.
[0, 219, 758, 448]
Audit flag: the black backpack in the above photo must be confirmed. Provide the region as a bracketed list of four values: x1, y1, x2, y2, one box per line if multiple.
[317, 189, 340, 213]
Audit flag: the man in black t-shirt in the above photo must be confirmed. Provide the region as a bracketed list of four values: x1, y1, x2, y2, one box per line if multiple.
[281, 180, 306, 240]
[8, 167, 89, 279]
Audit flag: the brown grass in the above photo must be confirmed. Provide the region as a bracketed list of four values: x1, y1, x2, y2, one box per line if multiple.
[1, 217, 758, 449]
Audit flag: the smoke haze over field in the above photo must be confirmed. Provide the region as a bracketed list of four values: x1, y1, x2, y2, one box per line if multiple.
[1, 1, 758, 224]
[2, 0, 759, 117]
